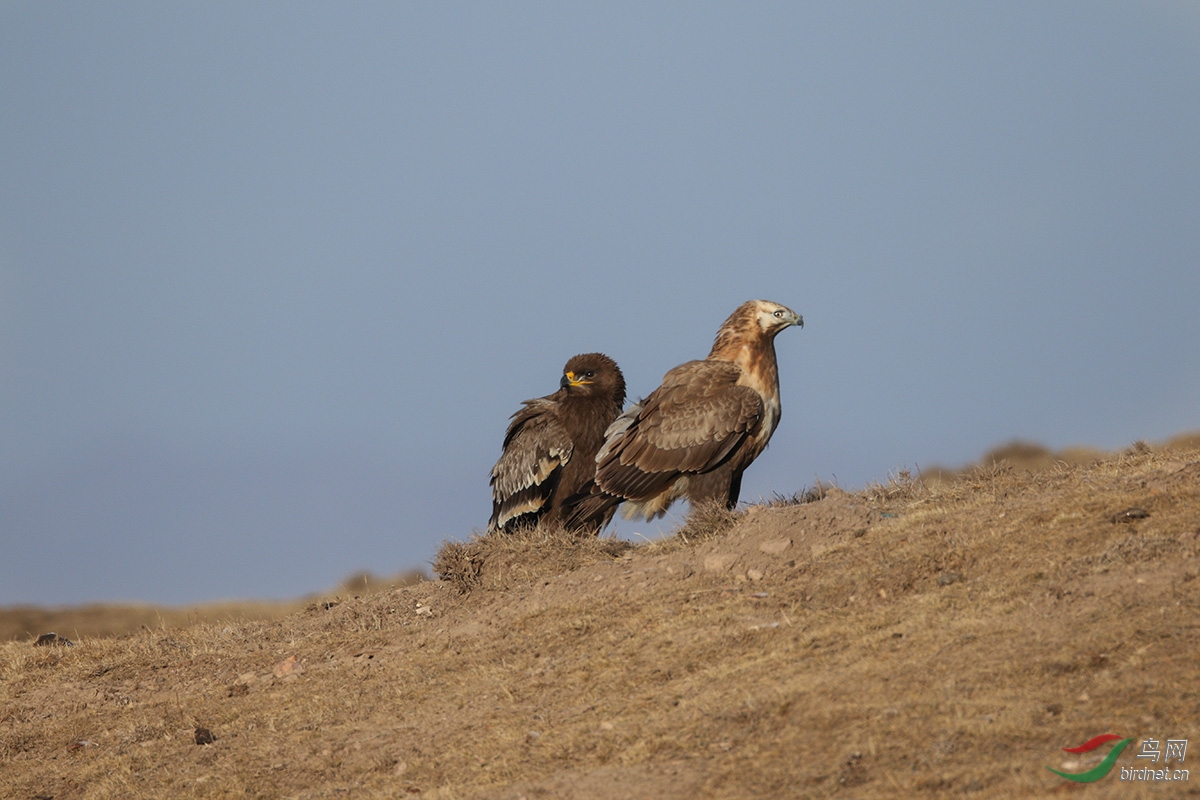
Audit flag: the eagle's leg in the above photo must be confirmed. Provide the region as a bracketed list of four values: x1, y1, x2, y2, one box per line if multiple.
[686, 464, 743, 510]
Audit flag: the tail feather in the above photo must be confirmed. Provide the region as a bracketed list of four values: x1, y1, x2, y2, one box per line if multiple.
[561, 481, 622, 533]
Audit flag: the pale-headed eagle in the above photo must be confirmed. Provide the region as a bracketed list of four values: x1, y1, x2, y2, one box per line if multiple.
[566, 300, 802, 528]
[488, 353, 626, 532]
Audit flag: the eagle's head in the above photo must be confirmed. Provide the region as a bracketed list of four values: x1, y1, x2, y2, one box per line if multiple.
[748, 299, 803, 337]
[560, 352, 627, 407]
[712, 299, 802, 349]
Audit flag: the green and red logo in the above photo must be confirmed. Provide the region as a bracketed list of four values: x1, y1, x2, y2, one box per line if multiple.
[1046, 734, 1134, 782]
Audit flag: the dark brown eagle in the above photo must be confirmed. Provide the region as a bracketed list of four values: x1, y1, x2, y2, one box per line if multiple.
[488, 353, 626, 532]
[566, 300, 802, 528]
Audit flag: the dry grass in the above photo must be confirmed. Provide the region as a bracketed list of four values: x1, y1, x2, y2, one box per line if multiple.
[432, 523, 632, 593]
[3, 437, 1200, 799]
[663, 501, 743, 547]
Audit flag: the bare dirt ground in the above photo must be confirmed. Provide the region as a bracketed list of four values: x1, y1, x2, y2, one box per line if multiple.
[2, 436, 1198, 799]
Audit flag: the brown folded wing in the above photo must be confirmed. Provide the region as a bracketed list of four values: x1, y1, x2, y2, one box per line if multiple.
[594, 360, 763, 500]
[489, 399, 574, 530]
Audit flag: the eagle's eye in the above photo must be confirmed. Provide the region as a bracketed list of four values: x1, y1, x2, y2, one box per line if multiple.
[585, 371, 594, 378]
[773, 310, 784, 318]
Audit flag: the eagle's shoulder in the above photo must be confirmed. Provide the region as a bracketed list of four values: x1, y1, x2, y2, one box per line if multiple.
[659, 358, 742, 389]
[642, 359, 763, 443]
[501, 396, 565, 446]
[492, 399, 574, 499]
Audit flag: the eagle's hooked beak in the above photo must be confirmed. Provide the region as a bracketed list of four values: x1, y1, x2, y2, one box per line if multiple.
[775, 308, 803, 329]
[562, 371, 592, 389]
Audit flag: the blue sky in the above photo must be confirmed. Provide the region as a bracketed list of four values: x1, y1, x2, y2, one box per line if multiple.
[3, 3, 1198, 605]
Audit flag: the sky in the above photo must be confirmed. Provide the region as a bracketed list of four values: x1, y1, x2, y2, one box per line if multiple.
[2, 3, 1198, 607]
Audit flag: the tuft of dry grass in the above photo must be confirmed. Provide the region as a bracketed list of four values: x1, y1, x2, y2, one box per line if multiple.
[859, 466, 930, 504]
[430, 539, 485, 593]
[766, 483, 831, 507]
[432, 523, 632, 593]
[670, 501, 742, 544]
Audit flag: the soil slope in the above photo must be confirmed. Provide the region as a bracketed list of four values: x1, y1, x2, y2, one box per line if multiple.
[2, 443, 1198, 799]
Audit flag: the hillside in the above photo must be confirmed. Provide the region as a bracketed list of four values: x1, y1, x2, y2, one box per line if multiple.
[0, 572, 425, 644]
[2, 441, 1198, 798]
